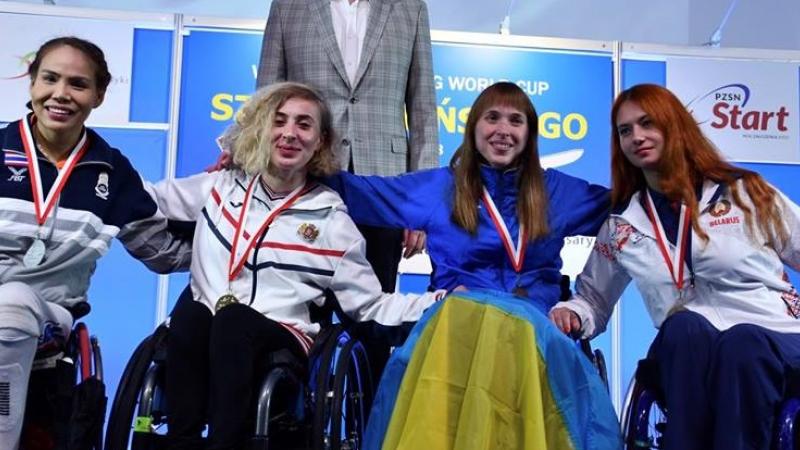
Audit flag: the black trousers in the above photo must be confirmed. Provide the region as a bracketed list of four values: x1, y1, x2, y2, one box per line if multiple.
[165, 294, 305, 450]
[355, 224, 403, 381]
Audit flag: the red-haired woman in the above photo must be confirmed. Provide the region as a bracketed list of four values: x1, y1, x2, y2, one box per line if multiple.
[551, 83, 800, 450]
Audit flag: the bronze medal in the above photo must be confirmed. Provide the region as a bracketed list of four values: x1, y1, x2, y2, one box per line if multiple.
[216, 293, 239, 312]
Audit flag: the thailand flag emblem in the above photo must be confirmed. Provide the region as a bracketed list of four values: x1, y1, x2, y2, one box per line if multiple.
[3, 149, 28, 167]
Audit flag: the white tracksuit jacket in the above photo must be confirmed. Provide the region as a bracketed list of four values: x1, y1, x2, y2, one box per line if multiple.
[152, 169, 441, 346]
[559, 179, 800, 338]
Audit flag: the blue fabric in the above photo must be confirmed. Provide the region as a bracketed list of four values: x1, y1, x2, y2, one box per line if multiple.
[326, 166, 609, 311]
[649, 310, 800, 450]
[364, 289, 620, 450]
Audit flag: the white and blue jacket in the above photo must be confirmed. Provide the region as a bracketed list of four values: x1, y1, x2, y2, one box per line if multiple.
[0, 118, 192, 308]
[561, 179, 800, 337]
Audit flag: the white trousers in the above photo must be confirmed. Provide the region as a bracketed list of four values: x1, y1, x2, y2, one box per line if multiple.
[0, 282, 72, 450]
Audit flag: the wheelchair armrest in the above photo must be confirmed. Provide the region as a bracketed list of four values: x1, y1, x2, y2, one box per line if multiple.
[67, 302, 91, 320]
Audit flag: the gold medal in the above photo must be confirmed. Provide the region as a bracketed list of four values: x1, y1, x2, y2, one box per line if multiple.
[216, 293, 239, 312]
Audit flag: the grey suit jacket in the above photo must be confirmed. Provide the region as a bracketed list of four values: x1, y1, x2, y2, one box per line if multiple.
[257, 0, 439, 176]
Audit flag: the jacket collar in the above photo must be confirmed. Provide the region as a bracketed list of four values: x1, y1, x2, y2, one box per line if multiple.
[239, 171, 344, 213]
[615, 179, 724, 240]
[2, 117, 115, 168]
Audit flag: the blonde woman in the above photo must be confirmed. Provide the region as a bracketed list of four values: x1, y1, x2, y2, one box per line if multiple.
[150, 82, 444, 449]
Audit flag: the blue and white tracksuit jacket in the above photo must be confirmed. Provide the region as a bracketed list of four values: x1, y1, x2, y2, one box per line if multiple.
[0, 119, 191, 309]
[151, 170, 441, 349]
[326, 166, 610, 312]
[561, 179, 800, 336]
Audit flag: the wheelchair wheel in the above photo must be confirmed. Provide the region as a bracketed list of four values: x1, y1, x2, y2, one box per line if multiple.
[310, 325, 374, 450]
[104, 324, 167, 450]
[621, 377, 666, 449]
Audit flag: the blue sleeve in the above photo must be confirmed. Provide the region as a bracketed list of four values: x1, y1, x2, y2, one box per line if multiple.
[322, 168, 444, 230]
[547, 170, 611, 237]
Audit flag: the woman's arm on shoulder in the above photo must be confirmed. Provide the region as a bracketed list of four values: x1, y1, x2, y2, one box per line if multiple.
[111, 158, 219, 273]
[323, 168, 444, 230]
[547, 170, 611, 237]
[148, 171, 221, 221]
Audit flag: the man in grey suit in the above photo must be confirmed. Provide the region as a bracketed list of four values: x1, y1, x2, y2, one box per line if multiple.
[257, 0, 439, 294]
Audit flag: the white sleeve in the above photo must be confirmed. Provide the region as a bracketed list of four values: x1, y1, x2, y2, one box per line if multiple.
[327, 211, 442, 325]
[147, 171, 220, 221]
[554, 219, 632, 339]
[774, 189, 800, 271]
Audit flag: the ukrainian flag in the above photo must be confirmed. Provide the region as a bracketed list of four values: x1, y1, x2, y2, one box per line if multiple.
[364, 290, 621, 450]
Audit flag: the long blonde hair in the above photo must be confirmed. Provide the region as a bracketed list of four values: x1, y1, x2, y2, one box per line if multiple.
[449, 82, 549, 238]
[224, 82, 338, 177]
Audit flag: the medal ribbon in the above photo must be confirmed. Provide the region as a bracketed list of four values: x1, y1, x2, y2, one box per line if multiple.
[227, 175, 310, 282]
[20, 116, 89, 226]
[482, 187, 527, 272]
[643, 190, 692, 291]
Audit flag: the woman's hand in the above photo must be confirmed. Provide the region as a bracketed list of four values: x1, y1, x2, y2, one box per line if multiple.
[402, 229, 426, 258]
[549, 307, 582, 336]
[205, 151, 232, 173]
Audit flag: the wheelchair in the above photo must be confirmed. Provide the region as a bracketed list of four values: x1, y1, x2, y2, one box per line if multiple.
[620, 359, 800, 450]
[21, 303, 105, 450]
[104, 300, 375, 450]
[557, 275, 609, 391]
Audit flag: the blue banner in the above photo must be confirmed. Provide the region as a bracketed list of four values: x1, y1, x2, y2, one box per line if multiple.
[176, 29, 262, 177]
[433, 44, 613, 186]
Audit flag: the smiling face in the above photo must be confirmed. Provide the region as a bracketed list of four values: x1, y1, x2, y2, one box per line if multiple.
[268, 97, 323, 176]
[29, 45, 105, 146]
[615, 100, 665, 174]
[474, 104, 529, 169]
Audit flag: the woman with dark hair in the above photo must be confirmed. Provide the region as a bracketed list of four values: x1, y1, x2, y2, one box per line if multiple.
[551, 83, 800, 449]
[0, 36, 190, 448]
[327, 81, 620, 448]
[149, 82, 445, 449]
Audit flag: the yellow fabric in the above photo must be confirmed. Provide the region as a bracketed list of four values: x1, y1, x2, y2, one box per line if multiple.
[382, 297, 575, 450]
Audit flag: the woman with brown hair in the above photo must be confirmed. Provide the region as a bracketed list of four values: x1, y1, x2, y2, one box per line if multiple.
[329, 81, 609, 310]
[551, 83, 800, 450]
[328, 81, 620, 448]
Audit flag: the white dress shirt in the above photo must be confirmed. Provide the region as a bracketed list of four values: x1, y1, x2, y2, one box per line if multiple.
[330, 0, 370, 85]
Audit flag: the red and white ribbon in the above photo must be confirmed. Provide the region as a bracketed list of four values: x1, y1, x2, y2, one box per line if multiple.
[227, 175, 309, 283]
[482, 187, 528, 273]
[643, 190, 691, 291]
[20, 116, 88, 226]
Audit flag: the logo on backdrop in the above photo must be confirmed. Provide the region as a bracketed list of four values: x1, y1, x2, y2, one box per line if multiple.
[0, 51, 35, 80]
[667, 58, 799, 164]
[685, 83, 790, 136]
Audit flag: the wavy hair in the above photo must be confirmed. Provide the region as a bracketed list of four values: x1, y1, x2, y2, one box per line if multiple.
[223, 82, 338, 178]
[610, 83, 787, 246]
[449, 82, 549, 238]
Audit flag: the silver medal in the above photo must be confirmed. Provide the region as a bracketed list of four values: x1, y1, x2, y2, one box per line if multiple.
[23, 238, 46, 267]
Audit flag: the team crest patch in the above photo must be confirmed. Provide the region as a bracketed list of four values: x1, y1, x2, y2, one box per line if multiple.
[95, 172, 109, 200]
[298, 223, 319, 243]
[709, 199, 731, 217]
